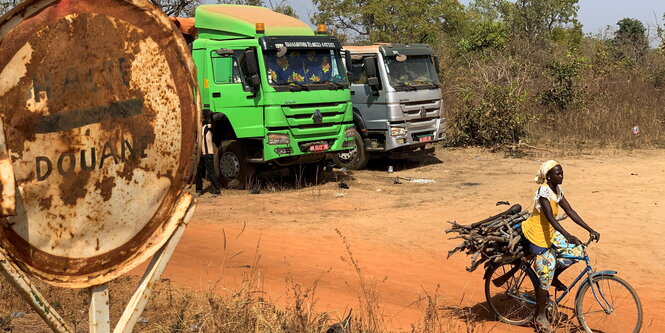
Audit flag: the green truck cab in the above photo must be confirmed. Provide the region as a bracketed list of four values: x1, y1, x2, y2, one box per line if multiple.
[180, 5, 354, 188]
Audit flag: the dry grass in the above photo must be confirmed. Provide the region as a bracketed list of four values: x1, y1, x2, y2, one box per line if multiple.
[0, 233, 479, 333]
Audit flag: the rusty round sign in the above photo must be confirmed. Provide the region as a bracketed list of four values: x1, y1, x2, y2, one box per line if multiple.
[0, 0, 200, 287]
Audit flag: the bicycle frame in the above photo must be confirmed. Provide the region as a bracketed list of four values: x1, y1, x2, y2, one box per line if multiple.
[503, 246, 617, 314]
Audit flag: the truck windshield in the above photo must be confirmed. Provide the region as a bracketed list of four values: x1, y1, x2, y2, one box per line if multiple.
[384, 55, 439, 90]
[264, 49, 348, 90]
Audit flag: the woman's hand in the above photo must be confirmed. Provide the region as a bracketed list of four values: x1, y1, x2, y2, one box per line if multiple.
[564, 233, 582, 246]
[589, 230, 601, 242]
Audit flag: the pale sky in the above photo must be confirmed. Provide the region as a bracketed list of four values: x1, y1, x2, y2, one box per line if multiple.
[281, 0, 665, 42]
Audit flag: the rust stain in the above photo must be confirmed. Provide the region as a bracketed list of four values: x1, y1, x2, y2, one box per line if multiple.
[38, 195, 52, 210]
[96, 176, 115, 202]
[58, 170, 90, 207]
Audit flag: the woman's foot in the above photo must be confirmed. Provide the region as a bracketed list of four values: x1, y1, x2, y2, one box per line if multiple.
[534, 316, 554, 332]
[552, 279, 567, 292]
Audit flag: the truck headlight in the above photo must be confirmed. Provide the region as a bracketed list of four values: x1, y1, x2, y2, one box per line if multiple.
[344, 127, 356, 137]
[268, 133, 290, 145]
[390, 127, 407, 137]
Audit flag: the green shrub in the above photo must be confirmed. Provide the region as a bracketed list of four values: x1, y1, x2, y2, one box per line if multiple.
[540, 56, 589, 113]
[447, 83, 528, 146]
[457, 20, 508, 52]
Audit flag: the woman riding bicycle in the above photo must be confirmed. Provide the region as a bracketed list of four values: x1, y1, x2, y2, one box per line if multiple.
[521, 160, 601, 331]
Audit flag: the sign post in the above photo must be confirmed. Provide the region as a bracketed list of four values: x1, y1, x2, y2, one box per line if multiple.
[0, 248, 72, 333]
[0, 196, 195, 333]
[89, 284, 111, 333]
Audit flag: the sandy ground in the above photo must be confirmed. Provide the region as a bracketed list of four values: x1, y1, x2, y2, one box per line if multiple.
[152, 148, 665, 332]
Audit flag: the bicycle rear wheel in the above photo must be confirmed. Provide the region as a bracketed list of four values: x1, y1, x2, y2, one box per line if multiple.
[575, 275, 642, 333]
[485, 262, 538, 325]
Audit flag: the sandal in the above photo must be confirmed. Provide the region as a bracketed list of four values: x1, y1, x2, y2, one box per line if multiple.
[533, 320, 555, 333]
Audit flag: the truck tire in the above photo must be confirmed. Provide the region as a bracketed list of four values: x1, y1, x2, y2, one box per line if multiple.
[332, 129, 368, 170]
[214, 140, 254, 189]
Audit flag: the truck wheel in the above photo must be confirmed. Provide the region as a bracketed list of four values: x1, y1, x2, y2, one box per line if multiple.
[332, 129, 368, 170]
[214, 140, 254, 189]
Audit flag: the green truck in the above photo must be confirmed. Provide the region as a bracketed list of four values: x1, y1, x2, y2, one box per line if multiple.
[173, 5, 354, 188]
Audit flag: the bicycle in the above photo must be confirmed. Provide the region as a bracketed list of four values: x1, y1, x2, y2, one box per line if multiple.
[483, 237, 643, 333]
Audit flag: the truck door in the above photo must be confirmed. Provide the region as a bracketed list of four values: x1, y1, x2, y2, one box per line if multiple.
[207, 44, 263, 138]
[350, 55, 388, 132]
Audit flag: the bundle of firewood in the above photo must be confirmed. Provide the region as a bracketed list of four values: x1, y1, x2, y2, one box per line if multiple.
[446, 204, 529, 272]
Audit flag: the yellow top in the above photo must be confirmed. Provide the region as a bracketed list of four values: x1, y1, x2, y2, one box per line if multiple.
[522, 185, 563, 248]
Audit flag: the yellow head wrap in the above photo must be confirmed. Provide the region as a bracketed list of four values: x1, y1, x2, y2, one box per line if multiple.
[534, 160, 560, 184]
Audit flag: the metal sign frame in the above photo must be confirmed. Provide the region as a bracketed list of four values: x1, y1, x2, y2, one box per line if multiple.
[0, 195, 196, 333]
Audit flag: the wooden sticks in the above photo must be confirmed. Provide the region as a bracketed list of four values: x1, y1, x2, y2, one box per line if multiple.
[446, 210, 529, 272]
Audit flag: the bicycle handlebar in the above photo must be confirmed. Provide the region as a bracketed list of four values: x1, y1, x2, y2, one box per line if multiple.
[581, 236, 595, 247]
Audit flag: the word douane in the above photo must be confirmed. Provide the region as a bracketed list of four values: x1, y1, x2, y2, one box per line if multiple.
[35, 138, 148, 181]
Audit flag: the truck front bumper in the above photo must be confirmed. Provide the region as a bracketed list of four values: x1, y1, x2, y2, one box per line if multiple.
[378, 117, 445, 152]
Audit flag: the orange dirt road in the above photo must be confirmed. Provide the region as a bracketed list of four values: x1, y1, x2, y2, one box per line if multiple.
[153, 148, 665, 332]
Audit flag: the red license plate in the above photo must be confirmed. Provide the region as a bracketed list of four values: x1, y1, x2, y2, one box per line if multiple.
[309, 144, 329, 152]
[418, 136, 432, 143]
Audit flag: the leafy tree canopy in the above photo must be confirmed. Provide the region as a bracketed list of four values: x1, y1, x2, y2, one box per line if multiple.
[659, 13, 665, 51]
[150, 0, 201, 16]
[493, 0, 579, 39]
[614, 18, 648, 50]
[0, 0, 21, 16]
[311, 0, 465, 44]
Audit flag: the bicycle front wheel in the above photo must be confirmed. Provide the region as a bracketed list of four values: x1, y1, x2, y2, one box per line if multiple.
[575, 275, 643, 333]
[485, 262, 538, 325]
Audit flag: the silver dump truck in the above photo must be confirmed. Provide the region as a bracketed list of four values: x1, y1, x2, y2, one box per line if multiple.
[333, 44, 445, 169]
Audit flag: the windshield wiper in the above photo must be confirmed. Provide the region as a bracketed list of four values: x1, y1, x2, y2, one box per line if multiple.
[288, 83, 309, 92]
[394, 84, 417, 91]
[414, 83, 440, 90]
[323, 81, 345, 90]
[394, 81, 439, 90]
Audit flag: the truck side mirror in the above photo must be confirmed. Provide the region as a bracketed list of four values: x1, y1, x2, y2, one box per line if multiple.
[244, 49, 259, 76]
[344, 50, 352, 73]
[433, 55, 441, 75]
[363, 56, 379, 94]
[241, 49, 260, 93]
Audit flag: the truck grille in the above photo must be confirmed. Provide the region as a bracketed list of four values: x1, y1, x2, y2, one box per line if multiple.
[279, 102, 350, 137]
[399, 99, 441, 122]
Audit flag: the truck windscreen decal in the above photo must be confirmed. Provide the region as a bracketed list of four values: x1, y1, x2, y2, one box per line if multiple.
[280, 42, 337, 48]
[265, 49, 348, 88]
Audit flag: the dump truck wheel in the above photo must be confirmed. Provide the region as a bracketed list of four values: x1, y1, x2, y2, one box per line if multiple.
[332, 129, 368, 170]
[215, 140, 254, 189]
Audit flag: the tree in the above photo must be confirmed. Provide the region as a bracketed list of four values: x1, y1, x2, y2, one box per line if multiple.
[1, 1, 201, 17]
[1, 1, 200, 18]
[0, 0, 20, 16]
[150, 0, 201, 16]
[658, 13, 665, 51]
[614, 18, 649, 50]
[272, 3, 298, 19]
[311, 0, 465, 44]
[495, 0, 579, 39]
[457, 1, 509, 52]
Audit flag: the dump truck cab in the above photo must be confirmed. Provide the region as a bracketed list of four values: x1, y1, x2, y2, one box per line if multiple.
[182, 5, 354, 188]
[334, 44, 444, 169]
